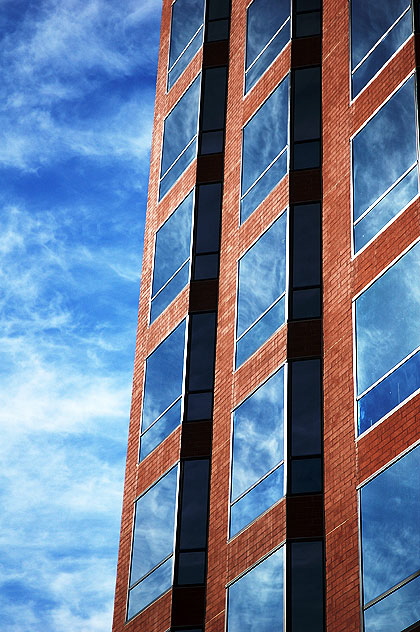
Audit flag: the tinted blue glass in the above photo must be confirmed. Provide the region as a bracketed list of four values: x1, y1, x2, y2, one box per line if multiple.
[355, 241, 420, 397]
[241, 151, 288, 223]
[352, 10, 412, 97]
[168, 0, 204, 88]
[237, 214, 287, 336]
[160, 76, 200, 197]
[151, 262, 190, 322]
[353, 77, 417, 230]
[140, 399, 181, 460]
[364, 575, 420, 632]
[232, 368, 285, 500]
[177, 550, 206, 584]
[128, 557, 173, 620]
[142, 320, 186, 431]
[358, 350, 420, 434]
[361, 446, 420, 604]
[246, 0, 290, 68]
[152, 192, 193, 295]
[230, 465, 284, 536]
[246, 24, 290, 93]
[169, 28, 203, 89]
[227, 547, 284, 632]
[290, 457, 322, 494]
[351, 0, 409, 68]
[241, 77, 289, 220]
[160, 141, 198, 199]
[236, 297, 285, 368]
[291, 541, 324, 632]
[354, 166, 418, 252]
[130, 466, 178, 585]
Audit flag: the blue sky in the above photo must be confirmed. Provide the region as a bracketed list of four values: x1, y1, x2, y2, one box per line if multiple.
[0, 0, 161, 629]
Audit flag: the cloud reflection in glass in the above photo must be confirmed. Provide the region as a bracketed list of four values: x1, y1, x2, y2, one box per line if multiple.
[168, 0, 205, 89]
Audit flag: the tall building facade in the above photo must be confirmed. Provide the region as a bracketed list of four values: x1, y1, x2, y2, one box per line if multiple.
[112, 1, 420, 631]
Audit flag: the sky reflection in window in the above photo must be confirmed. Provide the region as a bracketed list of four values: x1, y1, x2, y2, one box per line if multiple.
[355, 241, 420, 433]
[151, 192, 193, 322]
[361, 446, 420, 631]
[241, 78, 289, 222]
[230, 368, 284, 536]
[160, 76, 201, 199]
[227, 547, 284, 632]
[236, 213, 286, 367]
[353, 76, 418, 252]
[141, 321, 186, 457]
[351, 0, 412, 97]
[128, 466, 178, 618]
[245, 0, 290, 93]
[168, 0, 205, 89]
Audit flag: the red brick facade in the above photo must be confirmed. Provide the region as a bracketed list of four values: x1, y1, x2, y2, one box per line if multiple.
[112, 1, 420, 631]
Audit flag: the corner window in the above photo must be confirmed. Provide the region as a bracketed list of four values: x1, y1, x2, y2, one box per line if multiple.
[355, 241, 420, 435]
[140, 321, 187, 460]
[352, 76, 419, 252]
[230, 368, 285, 537]
[236, 213, 287, 367]
[227, 547, 284, 632]
[241, 77, 289, 222]
[168, 0, 205, 89]
[128, 466, 179, 620]
[151, 192, 194, 322]
[351, 0, 412, 98]
[360, 445, 420, 632]
[160, 76, 201, 199]
[245, 0, 290, 93]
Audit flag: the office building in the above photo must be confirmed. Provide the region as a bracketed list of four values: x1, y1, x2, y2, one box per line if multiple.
[112, 0, 420, 630]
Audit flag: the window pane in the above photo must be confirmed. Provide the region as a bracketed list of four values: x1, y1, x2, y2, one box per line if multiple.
[293, 68, 321, 142]
[232, 368, 285, 500]
[177, 551, 206, 585]
[168, 0, 205, 88]
[237, 214, 287, 337]
[142, 320, 186, 432]
[352, 77, 417, 249]
[128, 557, 173, 620]
[236, 297, 285, 367]
[245, 26, 290, 93]
[187, 313, 217, 391]
[206, 19, 230, 41]
[140, 399, 182, 460]
[360, 446, 420, 607]
[290, 457, 322, 494]
[201, 67, 227, 131]
[290, 359, 322, 456]
[241, 77, 289, 220]
[130, 466, 178, 586]
[179, 460, 210, 549]
[290, 541, 324, 632]
[160, 76, 200, 197]
[227, 547, 284, 632]
[291, 287, 321, 319]
[292, 203, 321, 287]
[195, 183, 222, 253]
[246, 0, 290, 91]
[295, 11, 321, 38]
[351, 0, 409, 68]
[151, 192, 193, 321]
[230, 465, 284, 536]
[193, 253, 219, 280]
[355, 241, 420, 400]
[364, 575, 420, 632]
[207, 0, 230, 20]
[186, 391, 213, 421]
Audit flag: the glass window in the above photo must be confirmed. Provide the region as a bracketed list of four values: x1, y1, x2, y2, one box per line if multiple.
[294, 0, 321, 38]
[199, 67, 227, 155]
[140, 321, 187, 460]
[176, 459, 209, 585]
[160, 76, 201, 199]
[186, 313, 217, 392]
[230, 368, 285, 537]
[193, 183, 222, 281]
[168, 0, 205, 89]
[151, 192, 194, 322]
[206, 0, 230, 42]
[241, 77, 289, 222]
[351, 0, 412, 97]
[128, 466, 178, 619]
[292, 67, 321, 171]
[290, 541, 324, 631]
[227, 547, 284, 632]
[360, 445, 420, 632]
[352, 77, 419, 252]
[290, 203, 321, 319]
[245, 0, 290, 93]
[355, 241, 420, 434]
[236, 213, 287, 367]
